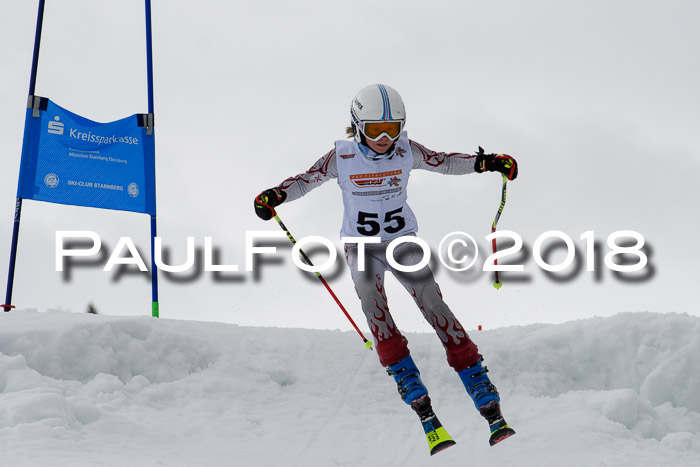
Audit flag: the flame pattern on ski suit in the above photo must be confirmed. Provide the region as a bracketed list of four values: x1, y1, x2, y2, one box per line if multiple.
[369, 274, 396, 341]
[276, 137, 483, 370]
[345, 239, 480, 370]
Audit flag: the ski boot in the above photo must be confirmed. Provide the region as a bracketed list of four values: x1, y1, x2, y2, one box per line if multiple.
[386, 354, 428, 404]
[458, 359, 515, 446]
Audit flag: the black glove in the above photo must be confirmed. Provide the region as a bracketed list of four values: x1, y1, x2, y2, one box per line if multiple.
[474, 146, 518, 181]
[254, 187, 287, 220]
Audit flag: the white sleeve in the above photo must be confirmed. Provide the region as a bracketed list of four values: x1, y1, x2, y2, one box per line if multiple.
[277, 149, 338, 202]
[410, 140, 477, 175]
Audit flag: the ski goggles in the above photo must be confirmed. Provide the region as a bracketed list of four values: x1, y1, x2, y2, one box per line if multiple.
[360, 120, 404, 141]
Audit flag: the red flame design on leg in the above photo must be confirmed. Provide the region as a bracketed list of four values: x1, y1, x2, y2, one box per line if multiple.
[408, 285, 479, 370]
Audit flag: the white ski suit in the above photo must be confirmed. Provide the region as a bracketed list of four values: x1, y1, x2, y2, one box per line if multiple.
[278, 133, 481, 369]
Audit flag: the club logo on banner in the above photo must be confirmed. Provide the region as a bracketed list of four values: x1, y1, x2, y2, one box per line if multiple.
[17, 98, 156, 215]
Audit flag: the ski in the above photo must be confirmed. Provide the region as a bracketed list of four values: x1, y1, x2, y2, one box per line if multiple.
[421, 414, 457, 455]
[410, 396, 457, 455]
[488, 420, 516, 446]
[480, 401, 516, 446]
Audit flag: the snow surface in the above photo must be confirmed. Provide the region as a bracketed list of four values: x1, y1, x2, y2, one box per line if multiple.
[1, 311, 699, 466]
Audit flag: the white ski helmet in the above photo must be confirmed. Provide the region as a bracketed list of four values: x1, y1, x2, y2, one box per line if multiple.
[350, 84, 406, 143]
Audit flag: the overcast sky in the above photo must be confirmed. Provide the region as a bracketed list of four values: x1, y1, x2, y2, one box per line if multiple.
[1, 0, 698, 332]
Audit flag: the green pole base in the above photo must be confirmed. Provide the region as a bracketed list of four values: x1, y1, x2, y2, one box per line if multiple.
[152, 302, 159, 318]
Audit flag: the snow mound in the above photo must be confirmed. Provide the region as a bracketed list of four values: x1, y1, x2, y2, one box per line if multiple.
[489, 312, 700, 411]
[0, 311, 698, 466]
[0, 319, 218, 385]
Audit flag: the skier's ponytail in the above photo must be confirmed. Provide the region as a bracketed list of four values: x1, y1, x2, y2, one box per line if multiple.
[345, 123, 356, 139]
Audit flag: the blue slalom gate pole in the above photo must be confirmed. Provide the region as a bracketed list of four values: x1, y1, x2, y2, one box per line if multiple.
[28, 0, 46, 97]
[145, 0, 159, 317]
[150, 215, 159, 318]
[145, 0, 155, 115]
[3, 0, 46, 312]
[3, 200, 23, 312]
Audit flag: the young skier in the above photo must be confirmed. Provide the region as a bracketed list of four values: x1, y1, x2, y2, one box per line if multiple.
[254, 84, 518, 453]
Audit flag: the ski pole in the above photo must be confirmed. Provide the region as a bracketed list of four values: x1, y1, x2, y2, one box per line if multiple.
[273, 213, 374, 351]
[490, 174, 508, 289]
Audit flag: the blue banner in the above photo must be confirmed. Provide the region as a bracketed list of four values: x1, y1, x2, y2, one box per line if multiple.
[17, 98, 156, 215]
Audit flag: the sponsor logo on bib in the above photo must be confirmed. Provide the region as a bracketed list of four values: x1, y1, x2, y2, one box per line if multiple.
[350, 170, 402, 188]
